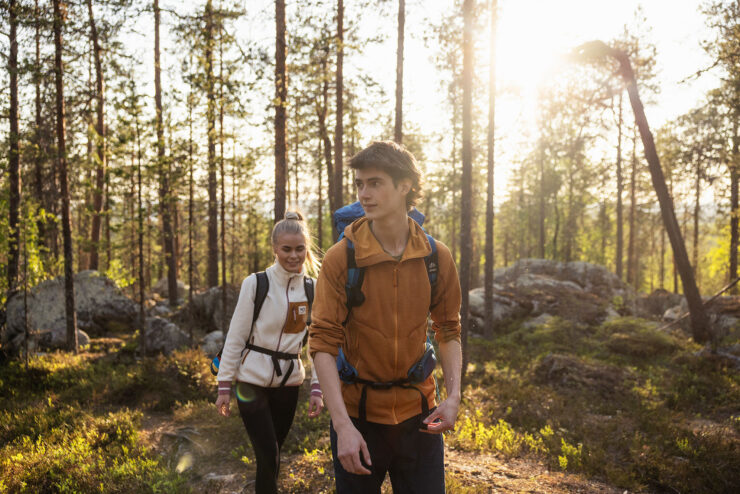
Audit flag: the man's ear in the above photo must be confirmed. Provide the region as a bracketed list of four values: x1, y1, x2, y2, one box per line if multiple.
[398, 178, 412, 197]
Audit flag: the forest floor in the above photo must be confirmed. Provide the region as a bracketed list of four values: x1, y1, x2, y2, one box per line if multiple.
[1, 315, 738, 493]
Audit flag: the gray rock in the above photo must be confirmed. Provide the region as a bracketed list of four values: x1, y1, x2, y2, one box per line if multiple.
[201, 330, 225, 357]
[188, 285, 240, 333]
[152, 277, 189, 300]
[4, 271, 137, 354]
[663, 305, 683, 322]
[145, 317, 190, 355]
[523, 313, 554, 329]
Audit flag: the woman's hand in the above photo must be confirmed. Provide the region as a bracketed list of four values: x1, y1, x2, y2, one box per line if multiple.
[308, 394, 324, 418]
[216, 394, 231, 417]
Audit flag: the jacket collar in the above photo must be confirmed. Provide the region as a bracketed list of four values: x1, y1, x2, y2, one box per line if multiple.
[344, 217, 431, 268]
[267, 261, 305, 286]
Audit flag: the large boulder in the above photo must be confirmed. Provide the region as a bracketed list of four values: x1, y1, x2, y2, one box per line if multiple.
[144, 317, 190, 355]
[152, 277, 188, 301]
[200, 330, 225, 357]
[187, 285, 240, 333]
[637, 289, 685, 319]
[470, 259, 636, 331]
[4, 271, 137, 354]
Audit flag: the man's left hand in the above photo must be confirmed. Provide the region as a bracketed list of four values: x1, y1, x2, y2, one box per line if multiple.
[421, 397, 459, 434]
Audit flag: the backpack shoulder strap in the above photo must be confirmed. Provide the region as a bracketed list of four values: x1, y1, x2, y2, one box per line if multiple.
[251, 271, 269, 331]
[303, 276, 314, 325]
[344, 239, 366, 322]
[424, 234, 439, 289]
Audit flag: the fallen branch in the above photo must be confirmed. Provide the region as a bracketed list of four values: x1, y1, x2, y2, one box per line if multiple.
[657, 277, 740, 332]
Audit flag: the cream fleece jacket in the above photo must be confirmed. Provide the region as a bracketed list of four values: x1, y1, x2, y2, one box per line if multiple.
[217, 262, 319, 392]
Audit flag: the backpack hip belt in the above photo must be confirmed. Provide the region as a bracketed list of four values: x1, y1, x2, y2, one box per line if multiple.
[244, 342, 299, 387]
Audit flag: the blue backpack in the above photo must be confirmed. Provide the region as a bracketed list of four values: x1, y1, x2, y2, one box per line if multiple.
[332, 201, 440, 426]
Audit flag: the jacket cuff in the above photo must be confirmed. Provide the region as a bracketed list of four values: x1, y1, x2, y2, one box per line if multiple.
[310, 382, 322, 396]
[218, 380, 232, 396]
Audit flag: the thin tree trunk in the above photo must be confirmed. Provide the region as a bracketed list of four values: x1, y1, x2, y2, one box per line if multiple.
[33, 0, 47, 258]
[627, 132, 636, 285]
[7, 0, 20, 296]
[87, 0, 106, 271]
[275, 0, 287, 223]
[538, 140, 545, 258]
[333, 0, 344, 239]
[317, 140, 324, 250]
[219, 29, 227, 333]
[693, 156, 701, 278]
[188, 74, 195, 308]
[131, 79, 147, 355]
[460, 0, 474, 379]
[53, 0, 79, 353]
[616, 91, 624, 279]
[612, 46, 711, 343]
[730, 123, 739, 294]
[318, 53, 334, 226]
[205, 0, 219, 287]
[394, 0, 405, 143]
[660, 222, 665, 289]
[484, 0, 497, 337]
[154, 0, 177, 305]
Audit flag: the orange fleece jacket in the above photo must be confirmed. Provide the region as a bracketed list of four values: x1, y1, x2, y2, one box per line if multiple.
[309, 217, 462, 425]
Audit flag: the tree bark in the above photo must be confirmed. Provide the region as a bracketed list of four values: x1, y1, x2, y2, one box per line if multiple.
[484, 0, 497, 337]
[730, 124, 739, 293]
[154, 0, 177, 306]
[8, 0, 20, 297]
[53, 0, 79, 353]
[333, 0, 344, 239]
[219, 29, 228, 333]
[274, 0, 287, 223]
[87, 0, 106, 271]
[615, 91, 624, 279]
[34, 0, 46, 252]
[611, 46, 711, 343]
[460, 0, 474, 378]
[394, 0, 405, 144]
[205, 0, 219, 287]
[132, 79, 146, 355]
[627, 132, 636, 285]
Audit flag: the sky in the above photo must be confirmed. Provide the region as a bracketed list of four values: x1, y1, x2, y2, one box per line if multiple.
[126, 0, 721, 205]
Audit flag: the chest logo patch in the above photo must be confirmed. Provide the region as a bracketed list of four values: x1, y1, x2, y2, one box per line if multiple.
[298, 306, 307, 315]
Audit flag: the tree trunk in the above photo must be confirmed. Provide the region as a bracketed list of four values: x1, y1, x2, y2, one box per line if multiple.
[133, 80, 146, 355]
[154, 0, 177, 306]
[318, 54, 334, 233]
[219, 29, 228, 333]
[7, 0, 20, 297]
[87, 0, 106, 271]
[693, 156, 701, 278]
[614, 47, 711, 343]
[394, 0, 405, 143]
[615, 91, 624, 279]
[484, 0, 497, 337]
[627, 132, 636, 286]
[730, 123, 739, 293]
[188, 67, 195, 306]
[274, 0, 287, 223]
[333, 0, 344, 239]
[538, 140, 545, 258]
[205, 0, 219, 287]
[53, 0, 79, 353]
[460, 0, 474, 379]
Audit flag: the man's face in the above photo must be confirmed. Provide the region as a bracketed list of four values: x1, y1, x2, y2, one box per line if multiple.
[355, 167, 410, 221]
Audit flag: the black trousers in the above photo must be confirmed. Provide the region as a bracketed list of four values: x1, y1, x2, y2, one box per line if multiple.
[330, 413, 445, 494]
[236, 382, 300, 494]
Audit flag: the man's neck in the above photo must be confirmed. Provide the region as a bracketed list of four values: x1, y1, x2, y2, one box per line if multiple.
[369, 209, 410, 257]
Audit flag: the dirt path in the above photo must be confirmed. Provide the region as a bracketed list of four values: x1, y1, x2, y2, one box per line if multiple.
[140, 411, 628, 494]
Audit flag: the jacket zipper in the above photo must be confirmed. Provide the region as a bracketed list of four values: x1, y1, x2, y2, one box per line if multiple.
[393, 261, 399, 423]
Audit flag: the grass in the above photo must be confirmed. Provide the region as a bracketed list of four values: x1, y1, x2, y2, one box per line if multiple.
[458, 316, 740, 493]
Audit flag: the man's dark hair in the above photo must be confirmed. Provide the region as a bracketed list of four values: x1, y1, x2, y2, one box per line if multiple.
[348, 140, 423, 209]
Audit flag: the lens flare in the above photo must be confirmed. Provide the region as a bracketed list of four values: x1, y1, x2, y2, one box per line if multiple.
[176, 452, 194, 473]
[236, 382, 257, 403]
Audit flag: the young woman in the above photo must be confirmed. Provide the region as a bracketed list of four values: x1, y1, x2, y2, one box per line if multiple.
[216, 211, 323, 494]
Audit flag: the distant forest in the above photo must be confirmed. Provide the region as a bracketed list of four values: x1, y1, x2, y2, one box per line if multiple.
[2, 0, 739, 311]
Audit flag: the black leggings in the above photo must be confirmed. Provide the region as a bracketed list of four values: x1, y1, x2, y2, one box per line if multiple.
[236, 382, 300, 494]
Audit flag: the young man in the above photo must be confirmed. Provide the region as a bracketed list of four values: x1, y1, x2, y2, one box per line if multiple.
[309, 141, 462, 493]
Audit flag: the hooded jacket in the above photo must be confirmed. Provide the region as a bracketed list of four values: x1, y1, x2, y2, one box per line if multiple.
[217, 262, 319, 390]
[309, 217, 461, 425]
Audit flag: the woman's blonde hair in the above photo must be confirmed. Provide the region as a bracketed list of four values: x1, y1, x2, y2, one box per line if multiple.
[271, 210, 321, 276]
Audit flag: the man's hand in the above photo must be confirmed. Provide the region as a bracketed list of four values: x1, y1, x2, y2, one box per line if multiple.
[421, 396, 459, 434]
[215, 394, 231, 417]
[335, 422, 372, 475]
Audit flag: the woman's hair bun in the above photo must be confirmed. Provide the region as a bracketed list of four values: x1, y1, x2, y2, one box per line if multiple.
[284, 211, 303, 221]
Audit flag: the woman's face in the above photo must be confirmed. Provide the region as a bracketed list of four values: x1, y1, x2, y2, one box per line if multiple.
[273, 232, 307, 273]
